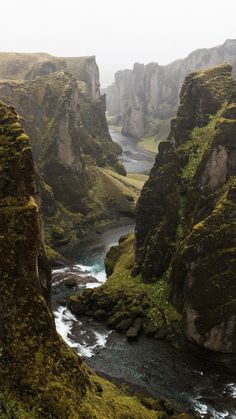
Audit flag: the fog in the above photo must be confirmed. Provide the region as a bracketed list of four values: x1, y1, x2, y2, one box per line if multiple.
[0, 0, 235, 86]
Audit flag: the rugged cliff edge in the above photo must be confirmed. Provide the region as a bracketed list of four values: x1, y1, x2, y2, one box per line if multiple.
[0, 54, 137, 261]
[0, 102, 183, 418]
[105, 39, 236, 145]
[78, 64, 236, 354]
[135, 63, 236, 352]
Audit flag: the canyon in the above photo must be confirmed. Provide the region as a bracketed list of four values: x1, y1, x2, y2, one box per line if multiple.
[0, 101, 180, 418]
[0, 43, 236, 418]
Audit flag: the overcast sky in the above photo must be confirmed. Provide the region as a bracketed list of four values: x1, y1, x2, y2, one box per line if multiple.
[0, 0, 235, 86]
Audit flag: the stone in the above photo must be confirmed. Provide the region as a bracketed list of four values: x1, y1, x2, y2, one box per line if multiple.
[67, 298, 89, 316]
[107, 311, 129, 327]
[126, 327, 138, 341]
[93, 309, 108, 321]
[155, 328, 169, 340]
[145, 322, 159, 337]
[115, 319, 133, 332]
[133, 317, 142, 333]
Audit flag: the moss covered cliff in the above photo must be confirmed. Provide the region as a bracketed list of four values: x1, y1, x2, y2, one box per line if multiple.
[134, 63, 236, 352]
[0, 101, 188, 418]
[0, 57, 135, 261]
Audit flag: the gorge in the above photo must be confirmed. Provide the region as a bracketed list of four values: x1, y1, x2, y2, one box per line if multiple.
[1, 40, 236, 419]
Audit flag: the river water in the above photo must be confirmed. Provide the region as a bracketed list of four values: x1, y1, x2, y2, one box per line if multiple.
[109, 127, 155, 173]
[52, 129, 236, 418]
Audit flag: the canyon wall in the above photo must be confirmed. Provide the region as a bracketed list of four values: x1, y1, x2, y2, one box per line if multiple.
[0, 53, 135, 260]
[105, 39, 236, 139]
[134, 64, 236, 352]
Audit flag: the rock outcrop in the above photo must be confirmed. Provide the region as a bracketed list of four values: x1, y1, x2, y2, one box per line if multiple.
[134, 64, 236, 352]
[0, 54, 135, 260]
[105, 39, 236, 139]
[0, 101, 175, 419]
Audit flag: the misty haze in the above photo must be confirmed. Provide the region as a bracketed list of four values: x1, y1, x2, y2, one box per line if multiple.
[0, 1, 236, 418]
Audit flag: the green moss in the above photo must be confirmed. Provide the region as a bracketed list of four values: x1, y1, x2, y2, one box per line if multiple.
[44, 244, 61, 261]
[179, 112, 219, 182]
[16, 133, 30, 141]
[80, 373, 160, 419]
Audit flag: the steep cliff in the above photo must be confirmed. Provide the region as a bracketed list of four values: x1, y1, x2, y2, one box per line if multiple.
[0, 101, 176, 419]
[0, 55, 135, 260]
[134, 64, 236, 352]
[0, 101, 88, 417]
[105, 39, 236, 143]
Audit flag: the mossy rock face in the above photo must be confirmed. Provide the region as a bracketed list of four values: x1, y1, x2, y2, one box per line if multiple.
[134, 64, 236, 352]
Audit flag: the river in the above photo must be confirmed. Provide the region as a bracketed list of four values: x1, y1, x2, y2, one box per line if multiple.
[52, 129, 236, 418]
[109, 127, 155, 173]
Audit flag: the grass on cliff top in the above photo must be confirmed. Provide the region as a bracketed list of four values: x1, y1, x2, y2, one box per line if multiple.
[103, 168, 147, 193]
[103, 234, 182, 331]
[138, 117, 171, 153]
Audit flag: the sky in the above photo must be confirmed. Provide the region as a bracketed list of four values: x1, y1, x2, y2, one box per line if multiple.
[0, 0, 235, 86]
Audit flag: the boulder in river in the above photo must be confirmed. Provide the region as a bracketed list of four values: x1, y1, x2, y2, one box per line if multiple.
[127, 326, 139, 341]
[67, 295, 90, 315]
[116, 318, 133, 332]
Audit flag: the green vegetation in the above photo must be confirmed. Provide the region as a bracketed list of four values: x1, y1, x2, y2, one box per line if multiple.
[179, 112, 219, 182]
[138, 135, 162, 153]
[138, 117, 171, 153]
[103, 168, 147, 198]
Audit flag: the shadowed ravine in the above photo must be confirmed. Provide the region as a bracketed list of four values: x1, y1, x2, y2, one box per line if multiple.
[52, 130, 236, 419]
